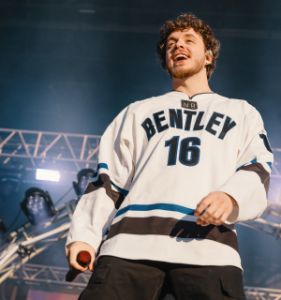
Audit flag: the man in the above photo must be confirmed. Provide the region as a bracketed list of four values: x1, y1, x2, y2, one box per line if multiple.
[66, 14, 273, 300]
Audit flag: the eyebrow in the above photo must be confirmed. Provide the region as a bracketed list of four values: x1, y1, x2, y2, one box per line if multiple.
[167, 33, 198, 42]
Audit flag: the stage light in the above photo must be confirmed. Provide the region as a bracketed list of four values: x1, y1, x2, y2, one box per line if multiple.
[73, 168, 95, 197]
[36, 169, 60, 182]
[20, 188, 56, 225]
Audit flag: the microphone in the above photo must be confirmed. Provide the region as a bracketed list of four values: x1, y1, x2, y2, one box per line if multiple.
[65, 251, 92, 282]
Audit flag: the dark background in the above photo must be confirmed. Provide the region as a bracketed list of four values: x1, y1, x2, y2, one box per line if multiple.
[0, 0, 281, 294]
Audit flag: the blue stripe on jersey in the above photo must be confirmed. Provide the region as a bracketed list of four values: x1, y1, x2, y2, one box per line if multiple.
[251, 158, 258, 164]
[236, 158, 272, 172]
[111, 181, 129, 197]
[98, 163, 109, 170]
[266, 162, 272, 169]
[92, 163, 109, 177]
[115, 203, 195, 218]
[236, 158, 258, 171]
[251, 158, 257, 164]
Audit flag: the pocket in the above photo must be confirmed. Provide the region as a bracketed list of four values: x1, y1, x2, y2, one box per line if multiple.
[79, 264, 110, 300]
[219, 269, 246, 300]
[89, 264, 109, 284]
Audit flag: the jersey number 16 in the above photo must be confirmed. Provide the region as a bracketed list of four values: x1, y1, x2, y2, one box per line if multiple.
[165, 136, 201, 166]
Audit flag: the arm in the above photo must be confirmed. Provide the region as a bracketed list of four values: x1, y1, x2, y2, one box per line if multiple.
[66, 107, 134, 271]
[195, 106, 273, 226]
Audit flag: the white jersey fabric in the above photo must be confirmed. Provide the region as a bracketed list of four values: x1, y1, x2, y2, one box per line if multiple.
[66, 91, 273, 269]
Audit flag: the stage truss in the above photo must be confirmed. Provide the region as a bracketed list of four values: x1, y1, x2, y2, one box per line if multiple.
[240, 200, 281, 239]
[244, 286, 281, 300]
[0, 128, 101, 174]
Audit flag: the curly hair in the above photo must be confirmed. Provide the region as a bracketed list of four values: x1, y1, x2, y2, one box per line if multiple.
[156, 13, 221, 80]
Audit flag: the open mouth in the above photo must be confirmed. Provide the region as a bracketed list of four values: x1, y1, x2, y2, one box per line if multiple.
[173, 54, 189, 63]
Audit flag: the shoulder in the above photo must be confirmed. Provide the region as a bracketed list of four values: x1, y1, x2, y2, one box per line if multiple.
[215, 94, 261, 116]
[112, 92, 172, 119]
[127, 92, 172, 112]
[104, 93, 167, 130]
[217, 95, 265, 134]
[214, 94, 249, 107]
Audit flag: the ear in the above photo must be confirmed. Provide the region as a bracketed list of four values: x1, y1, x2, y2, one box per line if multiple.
[205, 49, 213, 66]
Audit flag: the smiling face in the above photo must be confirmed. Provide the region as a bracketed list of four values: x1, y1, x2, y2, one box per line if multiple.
[165, 28, 209, 79]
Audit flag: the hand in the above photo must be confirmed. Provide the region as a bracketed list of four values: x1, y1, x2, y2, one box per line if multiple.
[65, 241, 96, 273]
[194, 192, 237, 226]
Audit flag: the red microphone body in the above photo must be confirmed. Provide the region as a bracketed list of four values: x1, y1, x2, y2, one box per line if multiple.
[66, 251, 91, 282]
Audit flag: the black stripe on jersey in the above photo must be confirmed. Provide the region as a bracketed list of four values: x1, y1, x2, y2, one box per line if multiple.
[84, 174, 125, 209]
[107, 217, 239, 252]
[239, 163, 270, 196]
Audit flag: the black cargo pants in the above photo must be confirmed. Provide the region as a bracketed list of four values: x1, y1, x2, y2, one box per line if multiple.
[79, 256, 247, 300]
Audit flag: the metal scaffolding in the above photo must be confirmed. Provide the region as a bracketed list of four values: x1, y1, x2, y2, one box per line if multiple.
[244, 286, 281, 300]
[9, 263, 91, 288]
[240, 200, 281, 239]
[0, 128, 101, 174]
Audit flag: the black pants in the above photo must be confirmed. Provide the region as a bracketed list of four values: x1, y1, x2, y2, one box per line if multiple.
[79, 256, 247, 300]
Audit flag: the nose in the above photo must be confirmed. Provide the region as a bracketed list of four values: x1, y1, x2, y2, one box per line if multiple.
[175, 39, 184, 49]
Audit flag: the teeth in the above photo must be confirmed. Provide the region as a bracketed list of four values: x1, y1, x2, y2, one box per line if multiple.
[175, 54, 188, 60]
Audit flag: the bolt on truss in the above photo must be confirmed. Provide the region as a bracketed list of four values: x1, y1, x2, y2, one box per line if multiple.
[0, 128, 101, 173]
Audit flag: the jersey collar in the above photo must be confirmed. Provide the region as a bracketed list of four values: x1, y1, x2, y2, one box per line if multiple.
[170, 90, 215, 100]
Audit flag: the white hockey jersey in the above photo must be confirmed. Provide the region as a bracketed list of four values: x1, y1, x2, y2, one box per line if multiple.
[66, 91, 273, 269]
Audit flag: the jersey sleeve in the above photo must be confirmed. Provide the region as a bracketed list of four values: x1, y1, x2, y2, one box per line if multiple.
[66, 106, 135, 252]
[216, 105, 273, 223]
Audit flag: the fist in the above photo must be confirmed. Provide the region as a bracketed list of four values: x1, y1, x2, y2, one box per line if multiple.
[65, 241, 96, 273]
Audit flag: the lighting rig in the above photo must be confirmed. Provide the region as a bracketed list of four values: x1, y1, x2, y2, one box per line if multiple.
[0, 168, 94, 285]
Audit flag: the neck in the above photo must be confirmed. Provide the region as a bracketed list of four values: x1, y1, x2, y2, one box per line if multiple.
[172, 72, 212, 98]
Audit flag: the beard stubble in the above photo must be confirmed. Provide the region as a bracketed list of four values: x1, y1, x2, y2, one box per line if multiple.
[167, 56, 205, 79]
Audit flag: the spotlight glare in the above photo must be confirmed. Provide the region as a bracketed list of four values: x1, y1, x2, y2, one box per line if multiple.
[36, 169, 60, 182]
